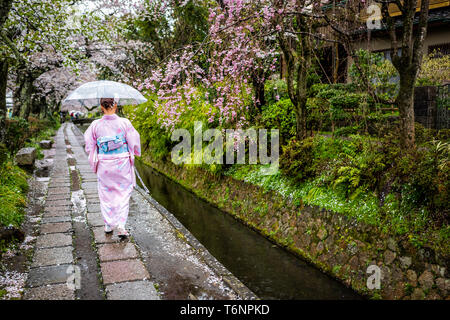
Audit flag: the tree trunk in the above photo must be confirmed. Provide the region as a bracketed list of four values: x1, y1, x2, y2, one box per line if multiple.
[380, 0, 430, 150]
[12, 71, 24, 117]
[251, 71, 266, 115]
[13, 70, 34, 120]
[396, 73, 416, 149]
[0, 0, 13, 29]
[22, 74, 35, 120]
[295, 95, 308, 140]
[0, 59, 8, 143]
[39, 96, 48, 119]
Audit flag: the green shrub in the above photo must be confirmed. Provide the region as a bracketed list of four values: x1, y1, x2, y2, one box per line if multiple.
[260, 98, 296, 142]
[417, 50, 450, 86]
[4, 117, 59, 156]
[265, 78, 289, 105]
[349, 49, 398, 100]
[5, 118, 30, 155]
[393, 140, 449, 222]
[334, 125, 361, 137]
[0, 143, 8, 165]
[124, 98, 172, 161]
[313, 135, 386, 198]
[280, 137, 317, 183]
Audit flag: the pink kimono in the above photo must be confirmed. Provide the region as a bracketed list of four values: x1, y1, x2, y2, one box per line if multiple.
[84, 114, 141, 229]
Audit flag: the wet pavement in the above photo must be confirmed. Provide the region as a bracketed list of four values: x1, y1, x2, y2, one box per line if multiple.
[20, 122, 254, 300]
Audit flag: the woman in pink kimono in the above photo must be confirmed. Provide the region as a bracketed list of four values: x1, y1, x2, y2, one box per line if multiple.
[84, 98, 141, 239]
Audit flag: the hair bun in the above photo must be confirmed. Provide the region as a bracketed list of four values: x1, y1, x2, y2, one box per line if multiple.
[100, 98, 115, 109]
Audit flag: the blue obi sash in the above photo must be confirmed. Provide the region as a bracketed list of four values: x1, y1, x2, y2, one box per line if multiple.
[96, 133, 129, 155]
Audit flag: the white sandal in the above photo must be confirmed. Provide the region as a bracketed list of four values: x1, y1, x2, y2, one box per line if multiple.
[117, 227, 129, 239]
[104, 224, 113, 234]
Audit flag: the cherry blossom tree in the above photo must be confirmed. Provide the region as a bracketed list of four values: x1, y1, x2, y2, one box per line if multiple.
[1, 0, 90, 119]
[0, 0, 14, 142]
[1, 0, 140, 121]
[133, 0, 279, 132]
[135, 0, 334, 140]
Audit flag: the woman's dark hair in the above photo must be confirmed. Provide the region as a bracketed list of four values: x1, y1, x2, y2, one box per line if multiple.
[100, 98, 115, 109]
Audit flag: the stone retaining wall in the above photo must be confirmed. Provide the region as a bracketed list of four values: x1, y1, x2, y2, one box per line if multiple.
[141, 155, 449, 300]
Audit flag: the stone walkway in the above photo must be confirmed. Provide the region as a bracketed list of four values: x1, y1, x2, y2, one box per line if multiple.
[22, 122, 254, 300]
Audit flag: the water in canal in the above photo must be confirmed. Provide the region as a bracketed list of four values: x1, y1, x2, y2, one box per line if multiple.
[134, 160, 361, 300]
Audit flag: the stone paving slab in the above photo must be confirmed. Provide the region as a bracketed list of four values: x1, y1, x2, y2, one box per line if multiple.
[92, 227, 120, 244]
[77, 165, 92, 170]
[83, 186, 98, 191]
[81, 176, 97, 180]
[43, 209, 72, 218]
[85, 193, 100, 200]
[87, 212, 104, 227]
[100, 259, 149, 284]
[106, 280, 160, 300]
[44, 205, 71, 211]
[51, 177, 71, 181]
[40, 222, 72, 234]
[81, 182, 98, 188]
[32, 246, 74, 267]
[49, 178, 71, 182]
[45, 199, 72, 207]
[41, 216, 72, 224]
[46, 194, 71, 201]
[98, 243, 139, 262]
[87, 204, 101, 213]
[36, 233, 73, 249]
[23, 284, 75, 300]
[47, 187, 71, 195]
[26, 264, 73, 287]
[86, 198, 100, 204]
[84, 191, 100, 197]
[48, 183, 71, 188]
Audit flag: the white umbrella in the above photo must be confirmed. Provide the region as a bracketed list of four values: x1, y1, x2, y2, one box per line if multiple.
[62, 80, 147, 110]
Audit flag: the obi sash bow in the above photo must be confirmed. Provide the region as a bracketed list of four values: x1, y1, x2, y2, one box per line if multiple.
[96, 133, 128, 154]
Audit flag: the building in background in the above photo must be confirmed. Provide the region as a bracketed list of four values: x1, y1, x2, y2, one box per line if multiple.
[356, 0, 450, 63]
[310, 0, 450, 83]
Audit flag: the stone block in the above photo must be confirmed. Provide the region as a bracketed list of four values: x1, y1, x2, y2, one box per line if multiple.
[32, 246, 73, 267]
[35, 159, 54, 177]
[39, 140, 53, 149]
[15, 147, 36, 166]
[36, 233, 72, 248]
[26, 264, 73, 287]
[87, 212, 104, 227]
[98, 243, 139, 262]
[23, 283, 74, 300]
[106, 281, 160, 300]
[100, 259, 149, 284]
[92, 227, 119, 244]
[40, 222, 72, 234]
[418, 270, 434, 290]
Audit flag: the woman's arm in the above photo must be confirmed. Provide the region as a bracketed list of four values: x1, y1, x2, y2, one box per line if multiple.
[84, 122, 97, 154]
[125, 119, 141, 157]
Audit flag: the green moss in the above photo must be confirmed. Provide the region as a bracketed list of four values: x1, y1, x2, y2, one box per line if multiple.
[332, 265, 342, 274]
[0, 288, 7, 299]
[0, 161, 29, 228]
[225, 164, 380, 224]
[224, 163, 448, 254]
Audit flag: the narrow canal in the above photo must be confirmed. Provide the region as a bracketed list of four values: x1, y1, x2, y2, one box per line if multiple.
[76, 123, 360, 300]
[134, 160, 361, 300]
